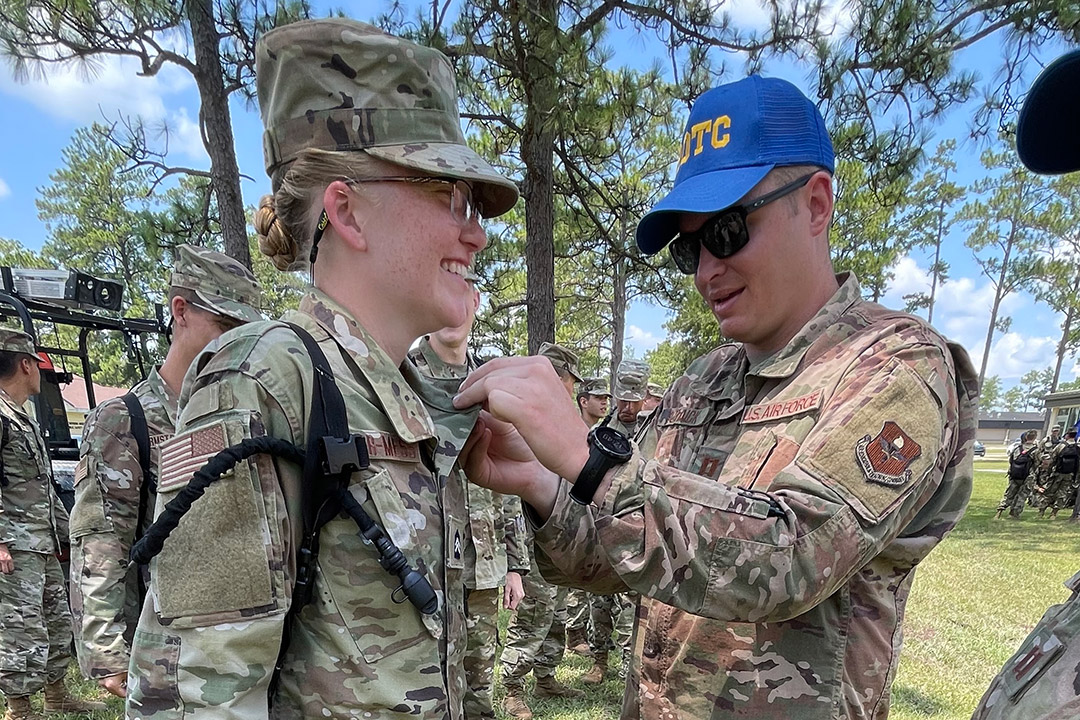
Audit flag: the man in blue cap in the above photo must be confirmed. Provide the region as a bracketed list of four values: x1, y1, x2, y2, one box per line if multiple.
[455, 75, 977, 719]
[970, 49, 1080, 720]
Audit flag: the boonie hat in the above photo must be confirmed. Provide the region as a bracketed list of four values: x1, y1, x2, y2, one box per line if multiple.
[1017, 49, 1080, 174]
[614, 360, 650, 402]
[0, 328, 40, 358]
[637, 75, 834, 254]
[580, 377, 611, 397]
[256, 18, 519, 217]
[538, 342, 583, 382]
[170, 245, 263, 324]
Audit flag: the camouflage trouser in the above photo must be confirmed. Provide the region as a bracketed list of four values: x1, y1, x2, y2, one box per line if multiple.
[998, 474, 1035, 517]
[1031, 468, 1055, 508]
[464, 587, 499, 720]
[1038, 473, 1079, 511]
[499, 559, 567, 689]
[565, 588, 590, 633]
[0, 551, 71, 697]
[589, 592, 635, 656]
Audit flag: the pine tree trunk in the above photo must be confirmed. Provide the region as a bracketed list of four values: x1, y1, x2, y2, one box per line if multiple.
[521, 0, 557, 355]
[186, 0, 251, 268]
[610, 253, 626, 379]
[1051, 278, 1079, 392]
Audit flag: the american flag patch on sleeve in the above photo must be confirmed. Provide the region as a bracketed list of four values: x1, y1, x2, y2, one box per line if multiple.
[74, 459, 88, 486]
[158, 423, 229, 492]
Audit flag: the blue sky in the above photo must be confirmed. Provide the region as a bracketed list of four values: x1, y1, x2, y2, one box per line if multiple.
[0, 1, 1074, 390]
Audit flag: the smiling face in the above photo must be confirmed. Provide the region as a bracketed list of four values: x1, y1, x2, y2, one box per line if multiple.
[681, 169, 835, 359]
[353, 176, 488, 338]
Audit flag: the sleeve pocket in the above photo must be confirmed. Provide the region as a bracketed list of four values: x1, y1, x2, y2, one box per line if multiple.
[153, 416, 280, 626]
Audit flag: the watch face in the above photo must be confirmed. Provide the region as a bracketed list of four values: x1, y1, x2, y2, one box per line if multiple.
[593, 425, 633, 459]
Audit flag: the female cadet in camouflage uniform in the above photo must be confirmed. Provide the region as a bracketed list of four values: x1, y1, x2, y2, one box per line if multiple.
[125, 18, 518, 720]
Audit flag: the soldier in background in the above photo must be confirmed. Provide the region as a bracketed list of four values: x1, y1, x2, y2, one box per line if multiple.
[576, 378, 611, 429]
[607, 361, 650, 436]
[565, 377, 611, 656]
[0, 329, 106, 719]
[407, 274, 528, 720]
[69, 245, 262, 698]
[499, 343, 585, 720]
[971, 48, 1080, 720]
[1040, 428, 1079, 519]
[996, 429, 1039, 520]
[1030, 425, 1061, 510]
[642, 383, 664, 414]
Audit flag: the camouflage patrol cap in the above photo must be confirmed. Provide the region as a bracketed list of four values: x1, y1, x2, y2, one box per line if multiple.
[614, 360, 650, 401]
[170, 245, 263, 324]
[647, 382, 664, 399]
[537, 342, 583, 382]
[0, 328, 39, 358]
[256, 18, 519, 217]
[580, 377, 611, 397]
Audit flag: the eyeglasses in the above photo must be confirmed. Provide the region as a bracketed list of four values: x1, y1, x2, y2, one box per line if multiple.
[309, 176, 484, 266]
[668, 173, 816, 274]
[346, 176, 484, 226]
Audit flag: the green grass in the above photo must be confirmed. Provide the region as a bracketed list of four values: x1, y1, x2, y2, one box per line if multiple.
[42, 458, 1077, 719]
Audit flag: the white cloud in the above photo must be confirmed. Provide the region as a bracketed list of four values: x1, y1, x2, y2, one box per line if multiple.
[882, 254, 1064, 381]
[983, 333, 1060, 381]
[707, 0, 856, 43]
[0, 52, 205, 161]
[0, 178, 9, 199]
[625, 324, 662, 354]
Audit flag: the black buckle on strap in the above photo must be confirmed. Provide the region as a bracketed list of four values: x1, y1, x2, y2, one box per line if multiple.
[318, 435, 370, 475]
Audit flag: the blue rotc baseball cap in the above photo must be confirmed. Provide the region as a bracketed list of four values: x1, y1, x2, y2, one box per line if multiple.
[636, 75, 834, 255]
[1017, 49, 1080, 175]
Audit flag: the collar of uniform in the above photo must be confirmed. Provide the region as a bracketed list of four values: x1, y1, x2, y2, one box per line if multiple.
[144, 365, 181, 430]
[748, 272, 862, 379]
[299, 290, 436, 443]
[414, 336, 470, 380]
[0, 388, 31, 421]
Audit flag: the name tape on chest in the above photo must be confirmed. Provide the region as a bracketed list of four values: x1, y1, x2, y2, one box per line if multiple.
[149, 433, 172, 449]
[742, 389, 824, 424]
[362, 432, 420, 463]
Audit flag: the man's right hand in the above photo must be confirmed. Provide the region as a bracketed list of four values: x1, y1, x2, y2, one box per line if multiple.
[0, 543, 13, 574]
[100, 672, 127, 698]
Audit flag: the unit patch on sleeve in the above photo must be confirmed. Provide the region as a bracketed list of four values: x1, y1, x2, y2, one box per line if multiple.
[855, 421, 922, 487]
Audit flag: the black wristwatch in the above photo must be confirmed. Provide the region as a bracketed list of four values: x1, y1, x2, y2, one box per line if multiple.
[570, 426, 633, 505]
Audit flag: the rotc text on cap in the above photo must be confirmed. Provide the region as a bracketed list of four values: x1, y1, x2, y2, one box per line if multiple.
[636, 75, 834, 255]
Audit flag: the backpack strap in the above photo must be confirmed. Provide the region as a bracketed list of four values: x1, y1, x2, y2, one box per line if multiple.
[121, 393, 154, 602]
[0, 415, 9, 488]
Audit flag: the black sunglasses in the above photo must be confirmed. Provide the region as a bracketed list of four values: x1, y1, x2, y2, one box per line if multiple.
[668, 173, 817, 274]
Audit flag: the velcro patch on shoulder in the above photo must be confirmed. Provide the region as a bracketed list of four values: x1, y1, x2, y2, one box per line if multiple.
[362, 432, 420, 463]
[158, 422, 230, 493]
[797, 360, 943, 524]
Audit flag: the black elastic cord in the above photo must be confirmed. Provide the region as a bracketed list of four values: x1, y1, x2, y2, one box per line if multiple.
[130, 437, 303, 565]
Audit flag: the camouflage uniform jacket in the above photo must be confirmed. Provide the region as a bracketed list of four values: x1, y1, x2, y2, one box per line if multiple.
[1047, 439, 1078, 478]
[408, 336, 529, 588]
[1009, 441, 1041, 477]
[0, 390, 66, 554]
[971, 570, 1080, 720]
[69, 368, 179, 679]
[533, 274, 978, 720]
[126, 291, 476, 720]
